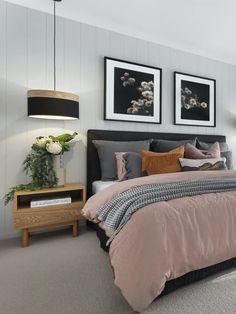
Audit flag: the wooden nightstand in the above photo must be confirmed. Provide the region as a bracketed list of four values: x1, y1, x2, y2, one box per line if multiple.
[13, 183, 86, 247]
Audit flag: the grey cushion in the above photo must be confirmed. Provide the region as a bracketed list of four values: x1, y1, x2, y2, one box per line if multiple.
[93, 140, 150, 180]
[123, 152, 143, 180]
[196, 139, 229, 152]
[221, 151, 233, 170]
[150, 138, 197, 153]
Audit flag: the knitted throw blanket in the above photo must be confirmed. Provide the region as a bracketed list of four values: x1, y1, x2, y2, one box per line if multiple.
[96, 177, 236, 244]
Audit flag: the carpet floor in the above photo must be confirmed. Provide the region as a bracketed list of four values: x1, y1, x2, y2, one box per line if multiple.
[0, 227, 235, 314]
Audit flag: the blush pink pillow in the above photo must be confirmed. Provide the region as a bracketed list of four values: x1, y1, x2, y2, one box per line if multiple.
[115, 152, 127, 181]
[185, 142, 221, 159]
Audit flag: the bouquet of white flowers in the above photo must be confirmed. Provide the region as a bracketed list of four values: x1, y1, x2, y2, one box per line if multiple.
[5, 132, 79, 204]
[32, 132, 79, 155]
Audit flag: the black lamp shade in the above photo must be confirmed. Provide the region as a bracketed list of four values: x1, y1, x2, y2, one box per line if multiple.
[27, 90, 79, 120]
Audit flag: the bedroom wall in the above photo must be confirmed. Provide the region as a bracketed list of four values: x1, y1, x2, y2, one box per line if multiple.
[1, 1, 236, 238]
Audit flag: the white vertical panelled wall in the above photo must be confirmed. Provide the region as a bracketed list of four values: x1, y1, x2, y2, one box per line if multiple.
[1, 1, 236, 238]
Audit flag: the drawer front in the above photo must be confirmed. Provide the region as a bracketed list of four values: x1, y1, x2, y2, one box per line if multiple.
[14, 209, 82, 229]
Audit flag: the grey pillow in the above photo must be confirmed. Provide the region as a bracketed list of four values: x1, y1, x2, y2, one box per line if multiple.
[150, 138, 197, 153]
[123, 152, 143, 180]
[221, 151, 233, 170]
[93, 140, 150, 180]
[196, 139, 229, 152]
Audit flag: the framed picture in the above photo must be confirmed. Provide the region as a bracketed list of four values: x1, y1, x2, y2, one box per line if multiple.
[174, 72, 216, 127]
[104, 57, 162, 124]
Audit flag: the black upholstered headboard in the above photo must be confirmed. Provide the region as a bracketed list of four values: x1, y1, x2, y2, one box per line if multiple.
[87, 129, 226, 199]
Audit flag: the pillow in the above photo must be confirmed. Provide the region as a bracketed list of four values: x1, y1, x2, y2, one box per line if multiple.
[196, 139, 229, 152]
[221, 151, 233, 170]
[115, 152, 143, 181]
[115, 152, 127, 181]
[150, 138, 196, 153]
[93, 140, 150, 181]
[185, 142, 220, 159]
[141, 146, 184, 175]
[179, 157, 227, 171]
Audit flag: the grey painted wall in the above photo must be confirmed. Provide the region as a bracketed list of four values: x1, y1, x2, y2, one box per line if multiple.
[1, 1, 236, 238]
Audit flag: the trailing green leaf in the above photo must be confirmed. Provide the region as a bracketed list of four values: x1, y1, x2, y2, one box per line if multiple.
[4, 183, 42, 205]
[5, 150, 58, 205]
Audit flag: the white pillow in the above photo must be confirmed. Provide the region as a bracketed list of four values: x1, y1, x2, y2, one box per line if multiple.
[179, 157, 227, 171]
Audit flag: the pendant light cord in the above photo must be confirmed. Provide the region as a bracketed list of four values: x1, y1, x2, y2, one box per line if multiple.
[53, 0, 56, 91]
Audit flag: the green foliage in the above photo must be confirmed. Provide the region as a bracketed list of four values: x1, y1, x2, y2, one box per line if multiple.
[4, 182, 42, 206]
[4, 132, 78, 205]
[49, 132, 77, 153]
[23, 150, 58, 187]
[5, 150, 58, 205]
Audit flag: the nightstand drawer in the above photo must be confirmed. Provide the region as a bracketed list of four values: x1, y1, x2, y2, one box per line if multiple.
[14, 208, 82, 229]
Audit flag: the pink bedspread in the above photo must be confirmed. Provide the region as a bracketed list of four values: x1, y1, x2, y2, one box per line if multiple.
[83, 171, 236, 312]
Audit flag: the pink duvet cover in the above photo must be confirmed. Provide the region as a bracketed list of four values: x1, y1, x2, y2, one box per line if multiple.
[83, 170, 236, 312]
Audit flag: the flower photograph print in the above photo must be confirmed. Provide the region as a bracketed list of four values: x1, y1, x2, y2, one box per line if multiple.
[104, 57, 162, 124]
[174, 72, 216, 127]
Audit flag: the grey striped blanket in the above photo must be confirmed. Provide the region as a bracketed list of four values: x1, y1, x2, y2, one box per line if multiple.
[97, 177, 236, 245]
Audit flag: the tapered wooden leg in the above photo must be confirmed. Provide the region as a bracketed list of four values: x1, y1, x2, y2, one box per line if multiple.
[72, 221, 78, 237]
[22, 229, 29, 247]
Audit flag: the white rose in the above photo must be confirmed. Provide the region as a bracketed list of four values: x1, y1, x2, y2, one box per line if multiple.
[36, 137, 50, 148]
[46, 142, 62, 155]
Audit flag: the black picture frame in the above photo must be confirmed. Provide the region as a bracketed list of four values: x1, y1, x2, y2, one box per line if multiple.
[174, 71, 216, 127]
[104, 57, 162, 124]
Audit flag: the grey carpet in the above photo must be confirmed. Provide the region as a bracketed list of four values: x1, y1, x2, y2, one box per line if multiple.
[0, 227, 235, 314]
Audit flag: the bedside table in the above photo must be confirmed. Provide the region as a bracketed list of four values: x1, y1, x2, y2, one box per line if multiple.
[13, 183, 86, 247]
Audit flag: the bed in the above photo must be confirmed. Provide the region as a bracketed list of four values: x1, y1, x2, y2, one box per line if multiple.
[85, 129, 236, 312]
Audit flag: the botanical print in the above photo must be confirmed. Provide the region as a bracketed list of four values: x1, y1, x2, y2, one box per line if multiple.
[105, 57, 162, 124]
[114, 67, 154, 116]
[174, 72, 216, 127]
[181, 80, 210, 121]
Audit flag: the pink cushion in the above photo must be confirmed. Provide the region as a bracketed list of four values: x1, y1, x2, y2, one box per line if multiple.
[185, 142, 221, 159]
[115, 152, 127, 181]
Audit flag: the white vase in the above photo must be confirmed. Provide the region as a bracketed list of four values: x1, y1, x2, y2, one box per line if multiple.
[53, 154, 65, 186]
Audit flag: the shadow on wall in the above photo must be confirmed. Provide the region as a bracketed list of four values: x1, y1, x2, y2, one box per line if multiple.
[63, 138, 86, 184]
[0, 79, 29, 199]
[225, 109, 236, 168]
[226, 109, 236, 129]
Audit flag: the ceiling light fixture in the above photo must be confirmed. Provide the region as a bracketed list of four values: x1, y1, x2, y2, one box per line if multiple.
[27, 0, 79, 120]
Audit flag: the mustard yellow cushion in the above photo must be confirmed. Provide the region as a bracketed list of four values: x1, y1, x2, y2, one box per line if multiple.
[141, 146, 184, 175]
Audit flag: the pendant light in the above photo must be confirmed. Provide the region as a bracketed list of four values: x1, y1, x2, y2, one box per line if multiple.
[28, 0, 79, 120]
